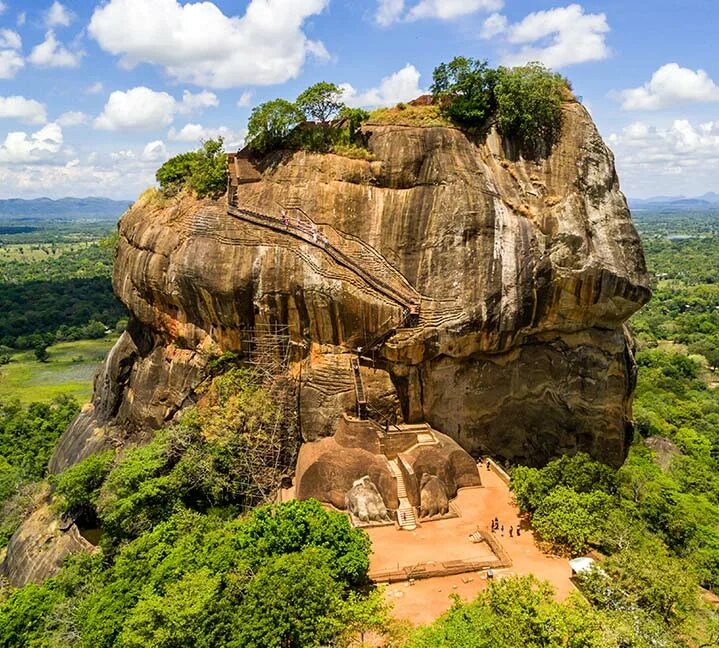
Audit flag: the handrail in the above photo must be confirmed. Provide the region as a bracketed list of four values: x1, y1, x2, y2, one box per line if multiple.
[227, 204, 418, 310]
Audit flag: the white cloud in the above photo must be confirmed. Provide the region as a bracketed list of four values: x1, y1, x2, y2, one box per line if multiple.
[341, 64, 424, 108]
[618, 63, 719, 111]
[88, 0, 330, 89]
[168, 122, 245, 147]
[376, 0, 501, 25]
[95, 87, 177, 131]
[376, 0, 404, 26]
[0, 2, 5, 15]
[407, 0, 502, 21]
[0, 27, 23, 79]
[177, 89, 218, 114]
[17, 11, 25, 26]
[94, 86, 218, 131]
[0, 122, 63, 164]
[85, 81, 103, 94]
[141, 140, 168, 162]
[237, 91, 253, 108]
[57, 111, 89, 127]
[480, 12, 507, 39]
[0, 29, 21, 50]
[29, 31, 82, 68]
[500, 4, 610, 68]
[0, 96, 47, 124]
[0, 49, 22, 79]
[609, 118, 719, 196]
[45, 1, 72, 28]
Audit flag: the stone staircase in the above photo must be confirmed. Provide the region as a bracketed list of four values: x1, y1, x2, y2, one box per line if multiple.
[388, 458, 417, 530]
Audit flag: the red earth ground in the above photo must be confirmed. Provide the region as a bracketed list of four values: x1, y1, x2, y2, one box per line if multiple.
[366, 466, 576, 626]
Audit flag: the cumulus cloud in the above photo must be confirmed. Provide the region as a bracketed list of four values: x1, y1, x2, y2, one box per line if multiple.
[407, 0, 502, 21]
[0, 122, 63, 164]
[44, 1, 72, 28]
[480, 12, 507, 39]
[618, 63, 719, 111]
[0, 27, 23, 79]
[168, 123, 245, 147]
[94, 87, 218, 131]
[0, 96, 47, 124]
[341, 64, 424, 107]
[95, 87, 177, 131]
[88, 0, 330, 89]
[141, 140, 168, 162]
[609, 118, 719, 195]
[177, 89, 218, 114]
[57, 111, 89, 127]
[29, 31, 82, 68]
[376, 0, 501, 25]
[497, 4, 610, 68]
[237, 91, 253, 108]
[0, 29, 21, 50]
[376, 0, 404, 26]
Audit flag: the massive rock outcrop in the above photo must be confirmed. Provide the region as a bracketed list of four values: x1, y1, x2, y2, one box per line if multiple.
[49, 97, 649, 474]
[5, 97, 651, 586]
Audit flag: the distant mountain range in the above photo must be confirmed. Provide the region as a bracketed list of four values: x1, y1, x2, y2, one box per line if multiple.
[0, 197, 133, 220]
[629, 192, 719, 210]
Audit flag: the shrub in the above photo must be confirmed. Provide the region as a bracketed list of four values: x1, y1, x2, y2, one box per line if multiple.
[52, 450, 114, 514]
[494, 62, 566, 155]
[430, 56, 498, 129]
[246, 99, 305, 152]
[156, 138, 228, 198]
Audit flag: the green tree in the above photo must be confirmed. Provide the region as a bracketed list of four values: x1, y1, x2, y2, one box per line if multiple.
[338, 106, 370, 144]
[237, 548, 346, 648]
[494, 62, 566, 155]
[246, 99, 304, 152]
[430, 57, 498, 128]
[532, 487, 612, 554]
[156, 151, 199, 196]
[51, 450, 114, 514]
[34, 343, 49, 362]
[296, 82, 344, 124]
[187, 137, 228, 198]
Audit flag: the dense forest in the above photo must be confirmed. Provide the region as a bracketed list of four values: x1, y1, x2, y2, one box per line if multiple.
[0, 225, 126, 349]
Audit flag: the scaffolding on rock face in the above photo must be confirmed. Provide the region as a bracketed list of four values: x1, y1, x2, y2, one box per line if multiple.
[234, 323, 299, 510]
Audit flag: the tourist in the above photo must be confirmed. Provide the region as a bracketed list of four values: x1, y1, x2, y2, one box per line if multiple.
[487, 568, 494, 580]
[500, 525, 504, 536]
[486, 459, 491, 470]
[509, 526, 513, 537]
[517, 527, 521, 537]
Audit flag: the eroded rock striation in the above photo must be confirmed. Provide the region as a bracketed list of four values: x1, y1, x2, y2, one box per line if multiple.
[54, 98, 647, 472]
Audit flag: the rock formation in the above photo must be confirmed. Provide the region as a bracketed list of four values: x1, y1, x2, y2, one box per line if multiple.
[4, 96, 650, 584]
[52, 97, 648, 471]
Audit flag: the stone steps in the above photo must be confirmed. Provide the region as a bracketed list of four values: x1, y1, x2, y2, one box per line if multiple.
[388, 458, 417, 530]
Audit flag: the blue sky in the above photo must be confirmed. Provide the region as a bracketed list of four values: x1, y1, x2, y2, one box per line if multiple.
[1, 0, 718, 199]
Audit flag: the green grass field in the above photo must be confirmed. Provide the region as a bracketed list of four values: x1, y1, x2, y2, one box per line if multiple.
[0, 337, 117, 404]
[0, 241, 92, 262]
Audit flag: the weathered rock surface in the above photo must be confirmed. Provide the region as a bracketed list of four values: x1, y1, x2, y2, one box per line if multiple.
[2, 494, 95, 586]
[52, 99, 648, 474]
[345, 476, 392, 524]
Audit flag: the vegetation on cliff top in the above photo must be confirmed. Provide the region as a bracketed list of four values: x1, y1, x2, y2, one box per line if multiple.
[245, 81, 370, 157]
[243, 59, 567, 160]
[156, 137, 227, 199]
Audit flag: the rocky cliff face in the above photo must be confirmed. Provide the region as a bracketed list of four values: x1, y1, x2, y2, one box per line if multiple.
[50, 98, 649, 474]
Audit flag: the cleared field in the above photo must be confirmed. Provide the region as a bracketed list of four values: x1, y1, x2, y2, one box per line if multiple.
[0, 337, 116, 404]
[0, 241, 92, 262]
